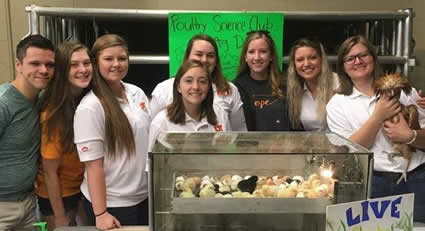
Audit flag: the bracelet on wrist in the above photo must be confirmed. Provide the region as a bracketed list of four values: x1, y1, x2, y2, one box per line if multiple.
[95, 209, 107, 217]
[406, 130, 417, 145]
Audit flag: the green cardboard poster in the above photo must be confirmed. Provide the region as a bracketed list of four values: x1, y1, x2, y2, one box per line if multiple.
[168, 12, 284, 80]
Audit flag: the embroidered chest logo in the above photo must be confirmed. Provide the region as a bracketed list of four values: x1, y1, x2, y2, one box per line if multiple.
[217, 90, 228, 97]
[139, 101, 146, 110]
[214, 124, 223, 131]
[81, 146, 89, 152]
[254, 99, 270, 109]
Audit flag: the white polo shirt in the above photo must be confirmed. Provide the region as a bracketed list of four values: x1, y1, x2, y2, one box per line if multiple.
[150, 78, 246, 131]
[148, 106, 231, 152]
[300, 72, 339, 131]
[74, 82, 150, 207]
[326, 87, 425, 173]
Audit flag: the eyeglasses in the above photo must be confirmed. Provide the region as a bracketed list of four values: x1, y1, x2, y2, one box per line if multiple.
[343, 50, 371, 65]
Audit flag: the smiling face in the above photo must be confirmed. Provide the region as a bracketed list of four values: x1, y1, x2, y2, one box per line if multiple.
[68, 49, 92, 93]
[177, 66, 210, 109]
[97, 45, 129, 84]
[15, 47, 55, 93]
[245, 37, 272, 79]
[294, 46, 321, 83]
[343, 43, 374, 82]
[188, 40, 217, 74]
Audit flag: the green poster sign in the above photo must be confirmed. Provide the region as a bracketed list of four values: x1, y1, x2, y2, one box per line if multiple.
[168, 12, 284, 81]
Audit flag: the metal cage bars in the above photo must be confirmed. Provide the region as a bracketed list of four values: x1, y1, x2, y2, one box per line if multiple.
[25, 5, 415, 76]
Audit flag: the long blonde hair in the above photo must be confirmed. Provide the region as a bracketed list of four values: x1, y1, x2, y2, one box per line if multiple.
[236, 31, 284, 98]
[287, 38, 334, 129]
[91, 34, 135, 158]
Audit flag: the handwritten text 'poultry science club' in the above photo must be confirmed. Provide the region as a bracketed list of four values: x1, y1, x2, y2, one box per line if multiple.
[170, 14, 275, 50]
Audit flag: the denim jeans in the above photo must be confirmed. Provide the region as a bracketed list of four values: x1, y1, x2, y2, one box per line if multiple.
[371, 164, 425, 223]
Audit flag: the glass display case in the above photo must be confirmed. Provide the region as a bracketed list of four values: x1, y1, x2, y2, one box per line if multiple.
[148, 132, 373, 231]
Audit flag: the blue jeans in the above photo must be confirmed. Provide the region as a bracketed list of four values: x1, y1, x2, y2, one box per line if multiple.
[82, 196, 149, 226]
[371, 164, 425, 223]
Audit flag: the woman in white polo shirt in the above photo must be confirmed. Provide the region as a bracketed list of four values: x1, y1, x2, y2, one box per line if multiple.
[150, 34, 246, 131]
[326, 35, 425, 222]
[149, 60, 230, 151]
[73, 34, 150, 230]
[286, 38, 339, 131]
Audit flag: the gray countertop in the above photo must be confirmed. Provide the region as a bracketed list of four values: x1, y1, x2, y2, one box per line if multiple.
[54, 224, 425, 231]
[55, 223, 425, 231]
[55, 226, 149, 231]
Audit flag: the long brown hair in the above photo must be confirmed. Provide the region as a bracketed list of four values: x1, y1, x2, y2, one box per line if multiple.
[183, 34, 231, 96]
[336, 35, 383, 96]
[91, 34, 135, 158]
[286, 38, 334, 129]
[167, 60, 217, 125]
[236, 31, 284, 98]
[40, 41, 92, 154]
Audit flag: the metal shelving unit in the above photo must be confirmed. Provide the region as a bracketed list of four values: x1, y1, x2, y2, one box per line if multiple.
[25, 5, 415, 77]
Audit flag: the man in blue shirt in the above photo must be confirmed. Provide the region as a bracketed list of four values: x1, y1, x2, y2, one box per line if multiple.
[0, 35, 54, 231]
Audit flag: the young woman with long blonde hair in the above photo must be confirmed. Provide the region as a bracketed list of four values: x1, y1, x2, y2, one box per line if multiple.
[233, 30, 290, 131]
[74, 34, 150, 230]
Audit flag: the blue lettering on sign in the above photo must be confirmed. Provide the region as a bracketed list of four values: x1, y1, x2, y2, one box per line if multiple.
[345, 196, 402, 227]
[370, 200, 390, 218]
[391, 196, 401, 218]
[361, 201, 370, 222]
[346, 208, 360, 226]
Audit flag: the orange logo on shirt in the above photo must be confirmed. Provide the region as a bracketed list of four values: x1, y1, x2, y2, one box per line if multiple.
[139, 102, 146, 110]
[81, 146, 89, 152]
[254, 99, 270, 109]
[216, 90, 228, 97]
[214, 124, 223, 131]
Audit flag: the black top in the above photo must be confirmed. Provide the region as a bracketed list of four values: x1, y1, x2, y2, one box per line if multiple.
[233, 72, 292, 131]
